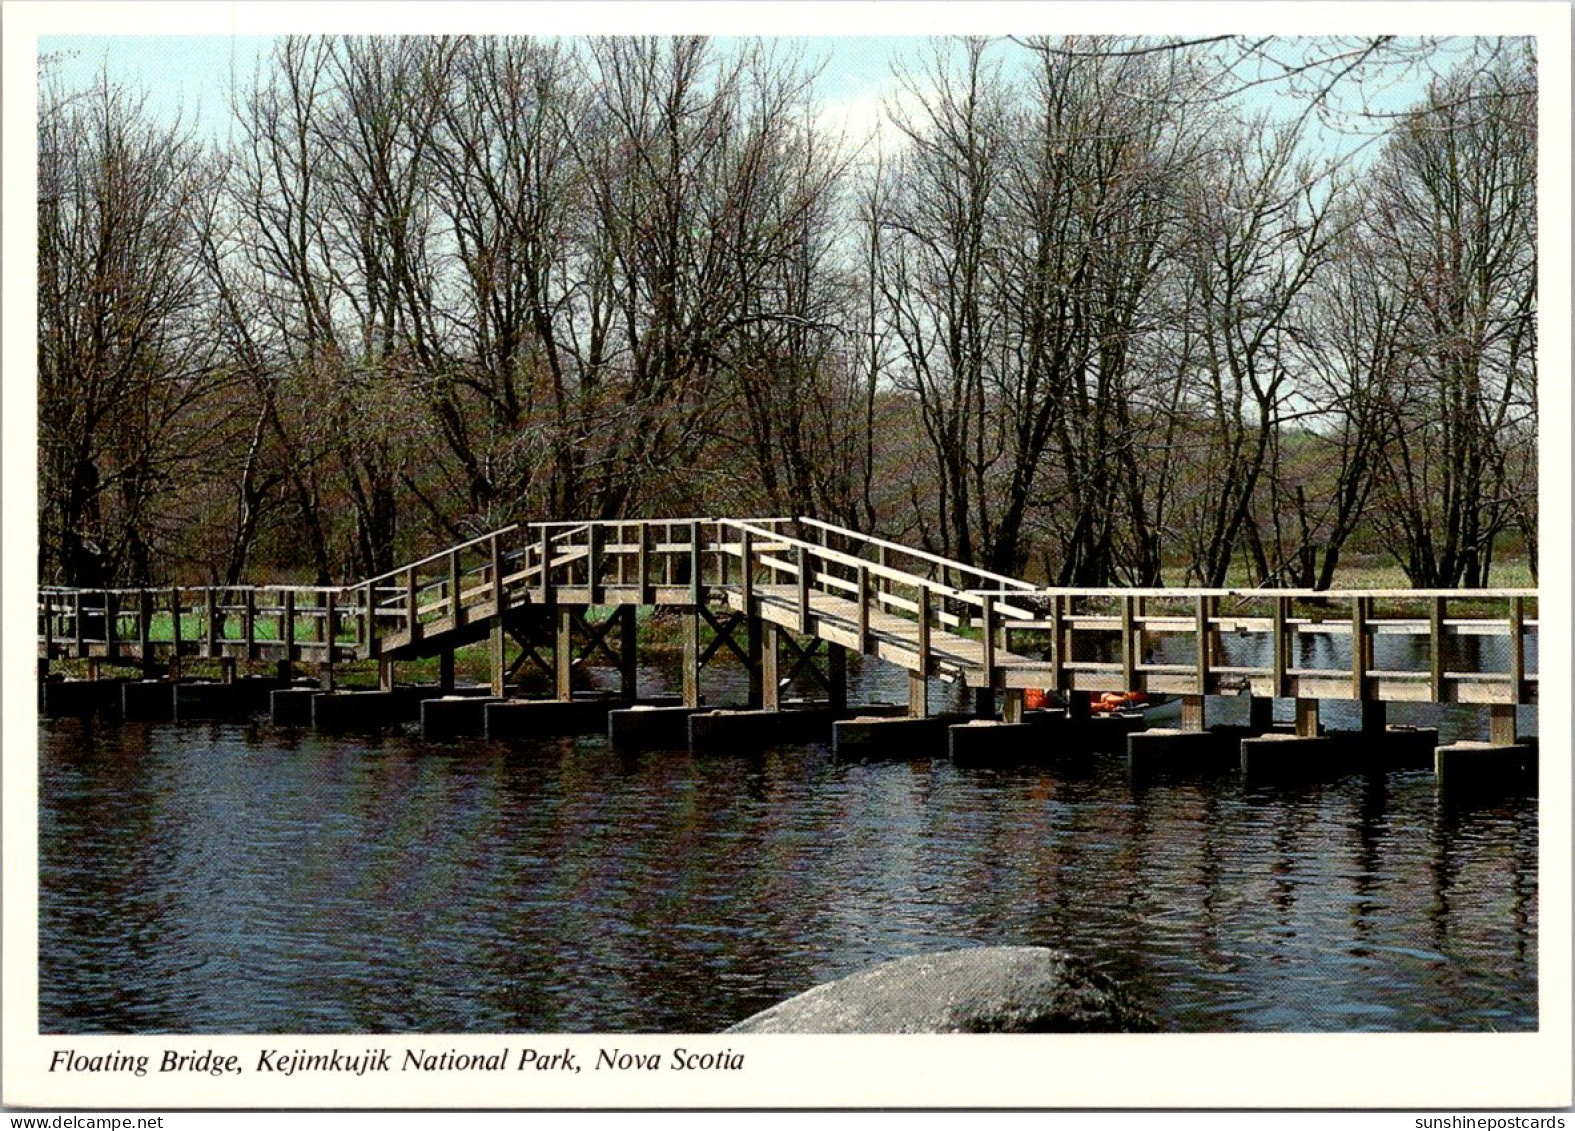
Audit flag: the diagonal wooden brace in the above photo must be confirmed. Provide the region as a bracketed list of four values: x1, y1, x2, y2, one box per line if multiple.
[697, 607, 750, 667]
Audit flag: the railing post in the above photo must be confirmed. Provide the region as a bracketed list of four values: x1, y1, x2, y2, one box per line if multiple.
[689, 522, 703, 607]
[1509, 597, 1526, 705]
[1120, 594, 1136, 690]
[324, 589, 337, 690]
[138, 589, 153, 669]
[1272, 596, 1289, 698]
[1049, 595, 1066, 694]
[282, 589, 296, 676]
[491, 534, 505, 614]
[104, 591, 119, 659]
[364, 582, 379, 659]
[43, 591, 55, 658]
[1429, 596, 1446, 702]
[74, 591, 85, 658]
[1350, 596, 1369, 701]
[168, 587, 182, 678]
[1196, 596, 1212, 697]
[405, 567, 421, 643]
[539, 527, 552, 604]
[243, 587, 257, 662]
[796, 544, 810, 634]
[740, 529, 754, 616]
[856, 565, 871, 653]
[588, 524, 604, 605]
[638, 521, 652, 605]
[205, 590, 218, 659]
[981, 594, 997, 689]
[449, 550, 465, 628]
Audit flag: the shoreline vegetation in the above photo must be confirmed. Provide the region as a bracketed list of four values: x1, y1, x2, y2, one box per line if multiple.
[38, 36, 1536, 598]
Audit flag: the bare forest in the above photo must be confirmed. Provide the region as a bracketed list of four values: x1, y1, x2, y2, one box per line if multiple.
[37, 35, 1537, 590]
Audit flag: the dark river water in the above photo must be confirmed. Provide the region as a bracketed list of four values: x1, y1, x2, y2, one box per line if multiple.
[38, 654, 1538, 1035]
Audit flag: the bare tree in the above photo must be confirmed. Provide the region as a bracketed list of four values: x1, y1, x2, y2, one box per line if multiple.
[874, 37, 1205, 580]
[1366, 50, 1537, 586]
[426, 36, 584, 531]
[38, 35, 1536, 594]
[38, 70, 232, 585]
[226, 36, 438, 579]
[1011, 37, 1205, 584]
[1171, 121, 1337, 586]
[568, 37, 841, 519]
[1256, 205, 1405, 589]
[873, 38, 1009, 566]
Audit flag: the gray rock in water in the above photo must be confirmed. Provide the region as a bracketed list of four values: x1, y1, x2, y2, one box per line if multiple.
[725, 946, 1157, 1034]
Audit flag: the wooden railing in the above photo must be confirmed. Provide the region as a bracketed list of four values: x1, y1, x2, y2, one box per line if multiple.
[716, 517, 1043, 686]
[973, 588, 1539, 704]
[38, 584, 349, 667]
[35, 518, 1539, 706]
[354, 525, 521, 656]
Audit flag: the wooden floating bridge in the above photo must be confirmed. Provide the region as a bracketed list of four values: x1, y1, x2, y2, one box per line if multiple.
[38, 517, 1537, 749]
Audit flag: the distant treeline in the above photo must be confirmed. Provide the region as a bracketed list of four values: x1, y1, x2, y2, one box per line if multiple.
[37, 36, 1536, 590]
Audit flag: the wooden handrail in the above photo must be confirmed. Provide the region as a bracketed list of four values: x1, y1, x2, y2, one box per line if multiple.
[359, 525, 520, 587]
[793, 515, 1040, 594]
[721, 519, 1034, 617]
[971, 586, 1538, 600]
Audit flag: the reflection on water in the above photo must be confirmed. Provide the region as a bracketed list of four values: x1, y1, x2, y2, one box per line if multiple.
[39, 698, 1536, 1034]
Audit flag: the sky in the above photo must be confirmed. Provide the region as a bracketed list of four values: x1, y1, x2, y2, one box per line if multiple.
[38, 33, 950, 150]
[36, 28, 1497, 177]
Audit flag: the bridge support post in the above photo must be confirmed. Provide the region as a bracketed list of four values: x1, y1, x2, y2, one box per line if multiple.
[1361, 700, 1386, 736]
[139, 591, 159, 679]
[379, 658, 395, 692]
[827, 643, 847, 711]
[908, 672, 929, 719]
[973, 687, 995, 719]
[490, 617, 508, 698]
[555, 606, 574, 702]
[321, 590, 336, 691]
[278, 589, 296, 684]
[619, 605, 638, 700]
[219, 657, 236, 685]
[761, 623, 781, 711]
[167, 587, 183, 682]
[1002, 688, 1024, 725]
[1294, 698, 1319, 738]
[746, 617, 764, 710]
[439, 650, 456, 693]
[682, 608, 701, 708]
[1065, 690, 1089, 721]
[1181, 694, 1205, 733]
[1489, 703, 1518, 746]
[1249, 697, 1274, 732]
